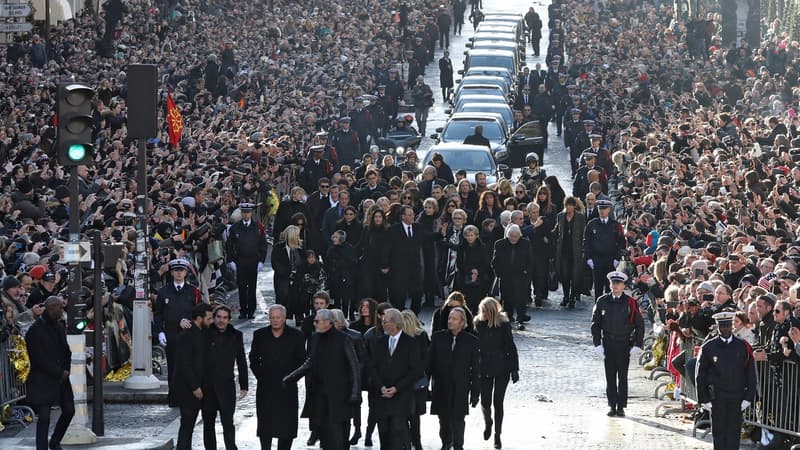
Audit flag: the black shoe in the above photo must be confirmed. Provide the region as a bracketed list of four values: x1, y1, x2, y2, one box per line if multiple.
[517, 323, 525, 331]
[521, 314, 532, 323]
[48, 443, 63, 450]
[365, 436, 373, 447]
[307, 432, 319, 446]
[494, 434, 502, 449]
[568, 301, 575, 309]
[616, 407, 625, 417]
[483, 419, 493, 440]
[607, 408, 617, 417]
[560, 300, 568, 307]
[349, 429, 362, 445]
[248, 313, 255, 319]
[238, 314, 247, 320]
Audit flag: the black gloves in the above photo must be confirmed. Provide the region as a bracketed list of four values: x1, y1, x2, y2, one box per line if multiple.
[511, 371, 519, 383]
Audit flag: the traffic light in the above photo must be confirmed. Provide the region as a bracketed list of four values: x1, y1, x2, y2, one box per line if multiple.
[57, 83, 95, 166]
[67, 289, 89, 334]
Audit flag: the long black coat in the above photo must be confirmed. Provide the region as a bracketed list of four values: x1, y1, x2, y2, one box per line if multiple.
[367, 332, 422, 419]
[475, 321, 519, 378]
[25, 315, 71, 406]
[439, 57, 454, 89]
[249, 326, 305, 439]
[358, 227, 390, 299]
[385, 223, 427, 288]
[428, 330, 480, 417]
[491, 237, 533, 304]
[174, 324, 206, 409]
[271, 243, 305, 315]
[203, 324, 248, 412]
[553, 212, 586, 284]
[274, 200, 310, 238]
[454, 239, 492, 310]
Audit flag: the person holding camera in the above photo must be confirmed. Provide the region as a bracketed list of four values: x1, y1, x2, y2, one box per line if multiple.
[153, 259, 204, 407]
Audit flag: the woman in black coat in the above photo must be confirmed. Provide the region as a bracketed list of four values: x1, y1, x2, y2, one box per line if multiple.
[553, 197, 586, 308]
[249, 308, 305, 450]
[454, 225, 492, 313]
[325, 230, 358, 319]
[401, 310, 431, 450]
[357, 208, 390, 302]
[335, 206, 363, 246]
[431, 291, 475, 335]
[474, 297, 519, 449]
[273, 186, 311, 237]
[491, 225, 533, 329]
[271, 226, 306, 324]
[417, 198, 443, 305]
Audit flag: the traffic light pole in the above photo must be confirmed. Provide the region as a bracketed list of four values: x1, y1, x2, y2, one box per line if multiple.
[62, 166, 96, 445]
[90, 230, 104, 436]
[123, 138, 159, 390]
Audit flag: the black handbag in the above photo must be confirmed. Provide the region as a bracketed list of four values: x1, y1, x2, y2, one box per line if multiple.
[547, 257, 559, 291]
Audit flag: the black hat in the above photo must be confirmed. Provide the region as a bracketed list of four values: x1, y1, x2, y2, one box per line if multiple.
[54, 185, 70, 199]
[2, 276, 20, 290]
[596, 199, 612, 209]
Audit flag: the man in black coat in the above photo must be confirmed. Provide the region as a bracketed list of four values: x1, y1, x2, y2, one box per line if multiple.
[300, 146, 334, 195]
[463, 125, 491, 149]
[385, 206, 427, 313]
[250, 304, 305, 450]
[283, 309, 361, 450]
[524, 6, 543, 56]
[590, 272, 644, 417]
[428, 307, 480, 450]
[696, 311, 757, 449]
[174, 303, 213, 450]
[439, 50, 454, 102]
[153, 259, 204, 406]
[367, 308, 421, 450]
[583, 199, 625, 299]
[26, 296, 74, 450]
[332, 117, 361, 169]
[491, 224, 533, 328]
[202, 305, 248, 450]
[226, 202, 269, 319]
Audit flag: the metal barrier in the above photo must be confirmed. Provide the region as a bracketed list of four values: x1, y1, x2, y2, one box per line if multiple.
[0, 335, 35, 429]
[743, 359, 800, 438]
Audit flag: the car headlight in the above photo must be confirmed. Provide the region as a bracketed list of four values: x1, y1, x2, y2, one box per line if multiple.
[494, 150, 508, 160]
[396, 146, 405, 155]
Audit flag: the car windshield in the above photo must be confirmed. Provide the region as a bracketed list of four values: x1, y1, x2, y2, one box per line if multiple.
[461, 105, 512, 124]
[469, 55, 514, 73]
[443, 121, 504, 142]
[430, 150, 494, 171]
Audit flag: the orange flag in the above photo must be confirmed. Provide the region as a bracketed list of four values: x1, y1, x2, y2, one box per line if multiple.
[166, 92, 183, 147]
[239, 97, 245, 109]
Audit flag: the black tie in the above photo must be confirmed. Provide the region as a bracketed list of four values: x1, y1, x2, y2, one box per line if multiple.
[177, 285, 183, 292]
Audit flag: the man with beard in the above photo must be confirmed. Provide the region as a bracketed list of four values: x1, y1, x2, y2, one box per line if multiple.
[174, 303, 214, 450]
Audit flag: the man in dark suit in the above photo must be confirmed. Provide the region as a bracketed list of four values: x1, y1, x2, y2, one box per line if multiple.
[305, 179, 337, 255]
[367, 308, 421, 449]
[202, 305, 248, 450]
[428, 307, 480, 450]
[299, 146, 333, 194]
[175, 303, 214, 450]
[386, 205, 426, 313]
[322, 190, 351, 249]
[513, 86, 534, 111]
[531, 63, 547, 89]
[26, 296, 74, 450]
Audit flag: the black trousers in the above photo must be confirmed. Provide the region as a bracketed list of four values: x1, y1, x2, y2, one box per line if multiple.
[554, 111, 564, 136]
[531, 33, 540, 56]
[438, 413, 466, 450]
[390, 276, 422, 314]
[710, 398, 743, 450]
[592, 262, 614, 299]
[165, 327, 180, 404]
[532, 260, 549, 302]
[439, 29, 449, 48]
[236, 258, 259, 316]
[178, 405, 201, 450]
[259, 437, 292, 450]
[35, 382, 75, 450]
[319, 417, 348, 450]
[559, 254, 577, 301]
[603, 340, 630, 409]
[377, 414, 410, 450]
[453, 16, 464, 35]
[202, 388, 237, 450]
[480, 373, 510, 435]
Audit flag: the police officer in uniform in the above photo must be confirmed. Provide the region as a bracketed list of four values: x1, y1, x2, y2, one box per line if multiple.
[226, 202, 269, 319]
[349, 97, 374, 154]
[583, 199, 624, 299]
[590, 271, 644, 417]
[563, 108, 583, 175]
[695, 311, 757, 450]
[331, 117, 360, 169]
[154, 259, 205, 406]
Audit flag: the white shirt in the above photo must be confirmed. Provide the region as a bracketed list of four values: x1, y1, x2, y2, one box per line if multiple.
[405, 224, 413, 237]
[389, 333, 400, 355]
[243, 221, 251, 227]
[175, 284, 184, 291]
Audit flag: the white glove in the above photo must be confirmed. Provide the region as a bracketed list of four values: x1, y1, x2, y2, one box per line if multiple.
[158, 332, 167, 347]
[257, 262, 264, 272]
[630, 346, 643, 356]
[595, 345, 604, 356]
[702, 403, 712, 412]
[613, 259, 619, 268]
[741, 400, 751, 411]
[228, 262, 237, 272]
[587, 259, 594, 269]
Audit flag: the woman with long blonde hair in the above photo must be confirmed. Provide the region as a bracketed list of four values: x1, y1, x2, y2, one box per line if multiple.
[474, 297, 519, 449]
[271, 225, 305, 323]
[401, 310, 430, 450]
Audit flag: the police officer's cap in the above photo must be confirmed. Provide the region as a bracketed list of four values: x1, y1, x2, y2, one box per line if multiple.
[169, 259, 190, 271]
[596, 199, 612, 209]
[355, 96, 364, 103]
[364, 95, 377, 101]
[570, 107, 581, 114]
[377, 84, 387, 89]
[414, 36, 423, 41]
[583, 119, 595, 126]
[316, 131, 329, 137]
[582, 149, 597, 159]
[711, 311, 735, 325]
[388, 67, 398, 73]
[567, 84, 577, 89]
[552, 55, 562, 60]
[310, 145, 325, 152]
[607, 271, 627, 283]
[339, 116, 352, 123]
[589, 133, 602, 140]
[238, 202, 256, 211]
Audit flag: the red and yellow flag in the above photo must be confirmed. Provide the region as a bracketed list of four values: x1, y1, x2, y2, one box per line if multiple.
[166, 92, 183, 147]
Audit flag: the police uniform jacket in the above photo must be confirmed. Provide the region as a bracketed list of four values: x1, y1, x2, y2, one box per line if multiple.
[590, 292, 645, 347]
[226, 218, 268, 263]
[153, 282, 202, 334]
[582, 217, 624, 266]
[696, 335, 756, 404]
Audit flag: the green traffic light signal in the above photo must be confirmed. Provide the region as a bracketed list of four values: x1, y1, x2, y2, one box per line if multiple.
[67, 144, 87, 162]
[74, 319, 87, 331]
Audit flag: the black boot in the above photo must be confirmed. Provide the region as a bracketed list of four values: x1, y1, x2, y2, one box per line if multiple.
[307, 431, 319, 446]
[494, 433, 502, 449]
[349, 428, 362, 445]
[482, 406, 493, 440]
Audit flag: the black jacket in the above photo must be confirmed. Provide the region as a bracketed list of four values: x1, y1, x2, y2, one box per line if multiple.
[491, 237, 533, 299]
[428, 330, 480, 417]
[475, 321, 519, 377]
[226, 219, 268, 262]
[368, 332, 422, 418]
[153, 283, 202, 334]
[590, 292, 645, 348]
[174, 324, 206, 409]
[203, 323, 248, 406]
[25, 314, 71, 406]
[696, 335, 757, 404]
[583, 217, 625, 265]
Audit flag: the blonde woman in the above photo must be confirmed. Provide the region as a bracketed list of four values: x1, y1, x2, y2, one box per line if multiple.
[274, 186, 310, 237]
[401, 310, 430, 450]
[474, 297, 519, 449]
[271, 225, 306, 324]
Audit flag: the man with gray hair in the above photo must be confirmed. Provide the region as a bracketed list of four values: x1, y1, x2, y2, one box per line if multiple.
[492, 224, 533, 329]
[367, 307, 420, 450]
